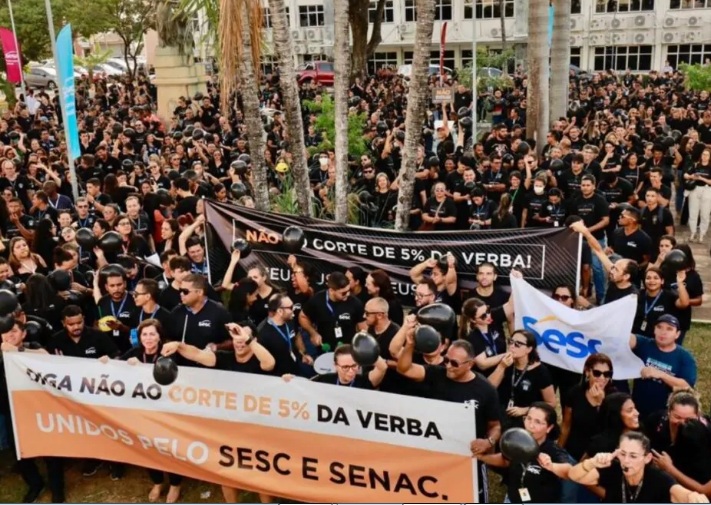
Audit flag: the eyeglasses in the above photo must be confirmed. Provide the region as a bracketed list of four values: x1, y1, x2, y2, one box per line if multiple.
[524, 416, 548, 427]
[179, 288, 198, 295]
[477, 309, 491, 320]
[337, 364, 358, 371]
[118, 221, 131, 226]
[591, 369, 613, 378]
[552, 293, 572, 302]
[414, 292, 434, 299]
[443, 357, 471, 368]
[364, 311, 384, 316]
[132, 291, 148, 297]
[508, 339, 528, 348]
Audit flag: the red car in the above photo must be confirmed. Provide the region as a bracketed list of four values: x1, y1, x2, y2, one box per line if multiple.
[296, 61, 334, 86]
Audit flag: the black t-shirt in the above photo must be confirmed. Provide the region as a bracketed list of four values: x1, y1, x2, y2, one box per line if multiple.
[120, 346, 160, 363]
[598, 461, 675, 503]
[257, 319, 300, 376]
[214, 350, 266, 375]
[639, 204, 674, 252]
[312, 372, 373, 389]
[568, 193, 610, 239]
[632, 289, 679, 337]
[611, 228, 653, 264]
[637, 184, 672, 205]
[604, 283, 638, 304]
[666, 270, 703, 331]
[97, 294, 137, 352]
[507, 439, 570, 503]
[563, 383, 604, 461]
[301, 290, 364, 349]
[128, 305, 172, 334]
[423, 366, 500, 438]
[167, 300, 231, 363]
[496, 363, 553, 410]
[425, 197, 457, 231]
[248, 287, 275, 326]
[524, 193, 548, 226]
[48, 329, 120, 359]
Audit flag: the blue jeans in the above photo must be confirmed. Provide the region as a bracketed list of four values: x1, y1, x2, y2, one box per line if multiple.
[591, 236, 607, 304]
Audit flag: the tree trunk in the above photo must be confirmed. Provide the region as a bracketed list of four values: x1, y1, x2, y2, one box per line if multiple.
[549, 0, 570, 124]
[394, 0, 435, 231]
[267, 0, 313, 216]
[240, 2, 270, 212]
[333, 0, 350, 223]
[349, 0, 385, 80]
[525, 0, 549, 153]
[499, 0, 507, 52]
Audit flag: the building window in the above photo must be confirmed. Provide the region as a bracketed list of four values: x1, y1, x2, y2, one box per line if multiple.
[405, 0, 417, 21]
[670, 0, 711, 8]
[263, 7, 290, 28]
[571, 0, 582, 13]
[435, 0, 453, 20]
[299, 5, 324, 27]
[462, 49, 474, 68]
[464, 0, 514, 19]
[368, 0, 394, 23]
[430, 50, 456, 70]
[666, 44, 711, 68]
[595, 0, 654, 13]
[570, 47, 582, 67]
[594, 46, 653, 71]
[261, 55, 278, 75]
[368, 51, 398, 74]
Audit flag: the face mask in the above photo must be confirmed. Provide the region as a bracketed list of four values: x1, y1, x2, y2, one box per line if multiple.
[534, 186, 545, 196]
[319, 158, 328, 167]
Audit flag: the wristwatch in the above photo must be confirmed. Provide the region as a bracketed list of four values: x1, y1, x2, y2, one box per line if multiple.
[487, 436, 495, 447]
[245, 336, 255, 346]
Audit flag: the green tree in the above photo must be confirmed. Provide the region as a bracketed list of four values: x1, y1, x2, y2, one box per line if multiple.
[680, 63, 711, 92]
[74, 46, 113, 83]
[303, 95, 368, 159]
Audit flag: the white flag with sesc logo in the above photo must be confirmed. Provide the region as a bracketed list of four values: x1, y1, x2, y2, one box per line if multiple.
[511, 275, 645, 379]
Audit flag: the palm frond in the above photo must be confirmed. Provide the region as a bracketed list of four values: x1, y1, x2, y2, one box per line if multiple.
[218, 0, 244, 114]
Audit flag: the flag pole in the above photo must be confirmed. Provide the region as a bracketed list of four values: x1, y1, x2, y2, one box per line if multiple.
[6, 0, 25, 98]
[43, 0, 79, 202]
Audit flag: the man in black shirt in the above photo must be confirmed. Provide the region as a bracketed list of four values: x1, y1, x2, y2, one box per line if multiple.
[397, 337, 501, 503]
[610, 206, 652, 268]
[130, 279, 171, 336]
[299, 272, 366, 351]
[167, 274, 231, 364]
[312, 344, 387, 388]
[640, 188, 675, 257]
[162, 323, 275, 375]
[94, 268, 136, 352]
[258, 292, 311, 376]
[568, 174, 610, 304]
[637, 168, 672, 208]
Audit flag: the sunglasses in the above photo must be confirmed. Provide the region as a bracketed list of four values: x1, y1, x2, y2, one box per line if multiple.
[552, 294, 572, 302]
[179, 288, 196, 295]
[508, 339, 528, 348]
[442, 357, 470, 368]
[591, 369, 613, 378]
[337, 364, 359, 371]
[477, 310, 491, 320]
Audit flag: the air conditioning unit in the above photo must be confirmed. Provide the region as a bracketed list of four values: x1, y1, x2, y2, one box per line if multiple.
[294, 43, 306, 54]
[490, 28, 499, 37]
[663, 32, 681, 43]
[611, 33, 626, 44]
[633, 33, 648, 44]
[610, 18, 623, 29]
[688, 16, 700, 26]
[589, 34, 603, 45]
[307, 29, 319, 39]
[633, 14, 648, 27]
[569, 18, 577, 30]
[292, 30, 301, 40]
[307, 44, 320, 53]
[399, 23, 410, 34]
[590, 18, 607, 30]
[663, 16, 679, 28]
[684, 31, 701, 42]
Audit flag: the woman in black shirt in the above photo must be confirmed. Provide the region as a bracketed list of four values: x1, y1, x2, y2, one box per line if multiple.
[364, 269, 403, 326]
[570, 431, 707, 503]
[559, 353, 615, 461]
[114, 214, 151, 259]
[460, 297, 507, 374]
[663, 244, 703, 346]
[421, 182, 457, 231]
[632, 266, 689, 337]
[585, 392, 641, 458]
[488, 330, 556, 429]
[476, 402, 573, 503]
[120, 319, 183, 503]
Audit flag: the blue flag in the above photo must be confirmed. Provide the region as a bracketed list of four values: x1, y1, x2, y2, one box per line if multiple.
[55, 24, 80, 161]
[548, 4, 554, 47]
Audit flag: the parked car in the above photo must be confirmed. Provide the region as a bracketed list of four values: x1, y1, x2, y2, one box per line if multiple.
[295, 61, 334, 86]
[397, 64, 454, 80]
[24, 66, 57, 89]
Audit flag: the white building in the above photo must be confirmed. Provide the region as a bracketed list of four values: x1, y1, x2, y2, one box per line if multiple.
[263, 0, 711, 74]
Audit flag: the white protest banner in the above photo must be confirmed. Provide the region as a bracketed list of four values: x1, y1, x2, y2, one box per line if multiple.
[511, 275, 645, 379]
[4, 353, 478, 503]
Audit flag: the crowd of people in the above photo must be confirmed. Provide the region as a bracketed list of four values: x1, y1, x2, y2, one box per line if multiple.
[0, 57, 708, 505]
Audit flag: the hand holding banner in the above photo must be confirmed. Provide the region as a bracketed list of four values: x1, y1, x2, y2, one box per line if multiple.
[511, 275, 645, 380]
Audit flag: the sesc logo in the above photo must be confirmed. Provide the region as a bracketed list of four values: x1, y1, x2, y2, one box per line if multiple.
[522, 315, 602, 359]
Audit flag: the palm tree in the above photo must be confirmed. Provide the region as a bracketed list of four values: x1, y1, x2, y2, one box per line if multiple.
[333, 0, 350, 223]
[266, 0, 313, 216]
[525, 0, 549, 152]
[394, 0, 436, 231]
[549, 0, 571, 124]
[217, 0, 271, 211]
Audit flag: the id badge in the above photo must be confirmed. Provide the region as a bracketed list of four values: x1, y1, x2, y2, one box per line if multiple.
[485, 347, 494, 357]
[113, 329, 120, 337]
[640, 320, 647, 332]
[507, 399, 515, 409]
[290, 351, 297, 361]
[554, 220, 560, 227]
[334, 326, 343, 340]
[519, 488, 531, 502]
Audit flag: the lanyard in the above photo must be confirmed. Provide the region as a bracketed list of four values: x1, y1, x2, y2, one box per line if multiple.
[78, 217, 90, 228]
[622, 478, 644, 503]
[192, 261, 206, 274]
[511, 364, 530, 397]
[337, 378, 355, 387]
[325, 292, 335, 316]
[480, 330, 497, 353]
[139, 306, 160, 324]
[48, 196, 59, 209]
[268, 320, 292, 350]
[644, 291, 662, 318]
[142, 352, 158, 364]
[111, 294, 128, 318]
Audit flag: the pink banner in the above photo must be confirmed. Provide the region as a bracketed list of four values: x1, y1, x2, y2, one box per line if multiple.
[0, 27, 22, 84]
